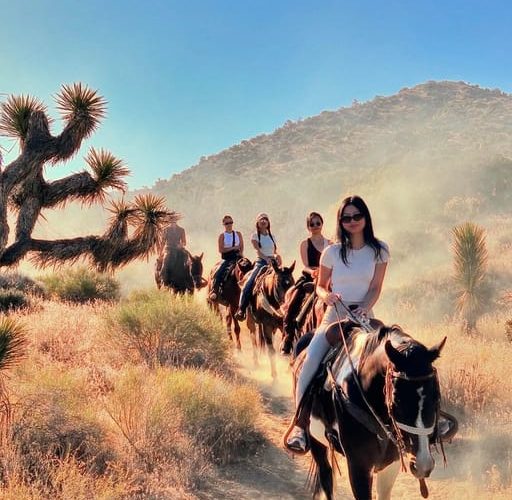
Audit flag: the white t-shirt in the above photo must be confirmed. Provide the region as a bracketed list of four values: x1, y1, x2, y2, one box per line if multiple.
[320, 241, 389, 303]
[223, 231, 240, 248]
[251, 232, 276, 258]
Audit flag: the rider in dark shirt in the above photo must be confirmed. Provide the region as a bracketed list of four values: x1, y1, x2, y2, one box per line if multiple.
[281, 212, 330, 355]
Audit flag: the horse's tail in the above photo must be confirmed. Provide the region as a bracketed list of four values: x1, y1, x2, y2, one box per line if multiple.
[306, 457, 319, 494]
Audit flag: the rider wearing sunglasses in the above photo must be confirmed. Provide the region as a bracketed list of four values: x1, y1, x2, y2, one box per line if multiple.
[286, 195, 390, 453]
[281, 212, 331, 355]
[209, 215, 244, 301]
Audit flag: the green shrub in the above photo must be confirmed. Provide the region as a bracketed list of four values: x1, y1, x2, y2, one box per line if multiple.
[105, 365, 210, 490]
[107, 367, 261, 467]
[0, 288, 30, 312]
[40, 267, 120, 303]
[106, 289, 229, 370]
[158, 368, 261, 463]
[0, 271, 46, 297]
[12, 366, 115, 478]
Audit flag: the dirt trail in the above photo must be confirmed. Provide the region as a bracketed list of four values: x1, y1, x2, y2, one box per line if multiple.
[197, 342, 353, 500]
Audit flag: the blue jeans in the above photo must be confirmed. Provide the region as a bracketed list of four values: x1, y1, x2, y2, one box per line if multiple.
[213, 258, 235, 291]
[238, 258, 267, 312]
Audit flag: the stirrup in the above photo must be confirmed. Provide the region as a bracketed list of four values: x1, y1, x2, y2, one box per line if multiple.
[234, 309, 246, 321]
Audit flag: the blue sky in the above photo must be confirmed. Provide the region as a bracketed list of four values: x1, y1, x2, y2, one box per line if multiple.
[1, 0, 511, 188]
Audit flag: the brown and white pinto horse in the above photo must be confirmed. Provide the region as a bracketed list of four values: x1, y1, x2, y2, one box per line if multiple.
[206, 257, 253, 349]
[247, 260, 295, 377]
[292, 319, 448, 500]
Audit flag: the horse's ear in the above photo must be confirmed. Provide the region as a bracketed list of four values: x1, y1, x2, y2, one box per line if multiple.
[271, 259, 279, 272]
[384, 340, 406, 371]
[199, 252, 204, 260]
[428, 336, 447, 362]
[289, 260, 296, 273]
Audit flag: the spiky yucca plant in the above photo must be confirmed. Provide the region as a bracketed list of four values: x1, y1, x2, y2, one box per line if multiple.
[0, 318, 27, 442]
[0, 84, 177, 270]
[452, 222, 488, 333]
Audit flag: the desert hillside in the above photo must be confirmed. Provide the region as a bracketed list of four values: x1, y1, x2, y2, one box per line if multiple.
[33, 81, 512, 319]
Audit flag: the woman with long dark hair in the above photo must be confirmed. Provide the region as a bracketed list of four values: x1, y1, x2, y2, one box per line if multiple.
[286, 195, 390, 453]
[234, 212, 280, 321]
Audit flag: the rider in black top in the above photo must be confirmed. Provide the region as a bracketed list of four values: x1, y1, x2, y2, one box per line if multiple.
[281, 212, 330, 355]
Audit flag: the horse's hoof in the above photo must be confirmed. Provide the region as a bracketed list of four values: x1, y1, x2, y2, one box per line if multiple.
[236, 341, 242, 350]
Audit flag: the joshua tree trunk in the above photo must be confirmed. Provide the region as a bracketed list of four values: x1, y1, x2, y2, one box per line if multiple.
[0, 84, 176, 270]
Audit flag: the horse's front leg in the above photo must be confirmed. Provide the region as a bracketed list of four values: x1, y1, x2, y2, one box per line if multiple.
[230, 305, 242, 350]
[262, 323, 277, 379]
[310, 437, 333, 500]
[246, 314, 259, 367]
[347, 460, 373, 500]
[376, 460, 400, 500]
[224, 306, 234, 341]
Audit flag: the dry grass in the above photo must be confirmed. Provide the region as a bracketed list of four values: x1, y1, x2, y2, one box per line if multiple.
[1, 278, 511, 497]
[0, 297, 259, 498]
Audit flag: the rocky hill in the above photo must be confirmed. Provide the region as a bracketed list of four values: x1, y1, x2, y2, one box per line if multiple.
[144, 81, 512, 259]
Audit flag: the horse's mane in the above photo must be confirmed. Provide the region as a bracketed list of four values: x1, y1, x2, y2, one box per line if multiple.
[358, 323, 433, 376]
[358, 324, 410, 371]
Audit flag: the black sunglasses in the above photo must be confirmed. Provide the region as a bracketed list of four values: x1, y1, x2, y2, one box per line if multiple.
[340, 213, 364, 224]
[309, 221, 322, 227]
[223, 221, 233, 225]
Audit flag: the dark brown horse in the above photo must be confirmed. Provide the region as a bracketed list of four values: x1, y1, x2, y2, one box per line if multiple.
[246, 260, 295, 377]
[155, 248, 206, 293]
[289, 319, 450, 500]
[206, 257, 253, 349]
[281, 279, 325, 355]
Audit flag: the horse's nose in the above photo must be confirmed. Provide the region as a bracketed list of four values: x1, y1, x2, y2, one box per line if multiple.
[410, 455, 435, 478]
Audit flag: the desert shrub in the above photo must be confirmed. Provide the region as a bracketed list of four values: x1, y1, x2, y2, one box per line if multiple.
[157, 368, 261, 463]
[12, 366, 115, 479]
[40, 267, 120, 303]
[104, 365, 210, 491]
[0, 271, 46, 297]
[106, 289, 229, 370]
[0, 288, 31, 313]
[0, 446, 128, 500]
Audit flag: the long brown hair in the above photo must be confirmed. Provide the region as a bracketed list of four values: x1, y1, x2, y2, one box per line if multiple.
[256, 217, 276, 250]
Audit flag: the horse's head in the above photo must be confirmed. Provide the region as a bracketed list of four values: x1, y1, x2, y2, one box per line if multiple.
[270, 259, 295, 303]
[190, 252, 207, 289]
[384, 333, 447, 479]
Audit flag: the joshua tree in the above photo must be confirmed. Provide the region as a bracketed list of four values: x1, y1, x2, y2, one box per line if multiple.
[452, 222, 488, 333]
[0, 83, 176, 270]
